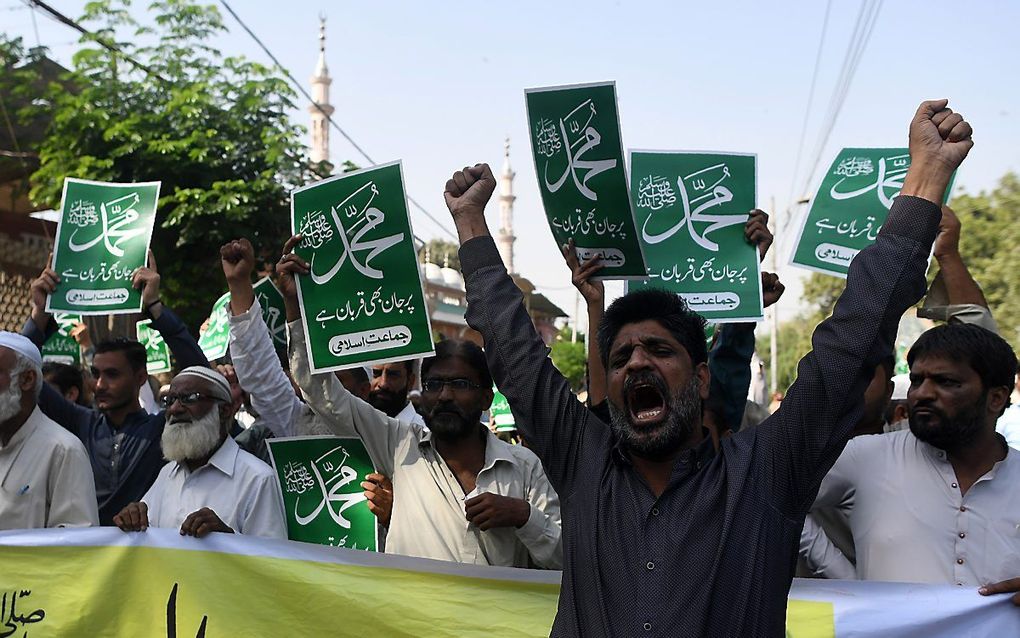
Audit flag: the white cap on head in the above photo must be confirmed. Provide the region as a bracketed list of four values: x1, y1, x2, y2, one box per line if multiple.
[173, 366, 232, 402]
[0, 331, 42, 369]
[891, 374, 910, 401]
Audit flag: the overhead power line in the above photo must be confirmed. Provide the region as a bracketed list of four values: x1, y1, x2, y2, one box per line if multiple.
[784, 0, 833, 214]
[218, 0, 458, 241]
[26, 0, 168, 82]
[798, 0, 883, 201]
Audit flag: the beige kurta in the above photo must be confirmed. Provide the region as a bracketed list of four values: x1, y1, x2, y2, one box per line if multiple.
[0, 405, 99, 529]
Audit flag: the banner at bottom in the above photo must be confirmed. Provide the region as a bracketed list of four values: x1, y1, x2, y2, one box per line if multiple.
[1, 529, 1016, 637]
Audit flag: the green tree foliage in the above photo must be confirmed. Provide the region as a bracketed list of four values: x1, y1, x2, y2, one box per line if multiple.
[550, 339, 586, 391]
[24, 0, 323, 327]
[759, 173, 1020, 392]
[947, 174, 1020, 347]
[423, 238, 460, 270]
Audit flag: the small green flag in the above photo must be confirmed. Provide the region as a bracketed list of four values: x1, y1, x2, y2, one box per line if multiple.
[137, 319, 172, 374]
[41, 312, 82, 365]
[198, 292, 231, 361]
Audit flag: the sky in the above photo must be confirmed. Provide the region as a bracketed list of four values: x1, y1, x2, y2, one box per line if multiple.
[6, 0, 1020, 333]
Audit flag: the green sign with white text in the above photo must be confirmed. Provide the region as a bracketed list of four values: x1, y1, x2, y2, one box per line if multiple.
[48, 178, 160, 314]
[525, 81, 647, 278]
[41, 312, 81, 365]
[628, 151, 763, 322]
[267, 436, 378, 551]
[291, 162, 434, 374]
[198, 292, 231, 362]
[254, 277, 287, 352]
[789, 148, 937, 278]
[490, 387, 516, 432]
[137, 319, 172, 374]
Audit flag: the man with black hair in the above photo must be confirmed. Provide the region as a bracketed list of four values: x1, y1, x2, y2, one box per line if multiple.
[23, 252, 209, 524]
[443, 99, 973, 635]
[42, 361, 87, 406]
[369, 358, 425, 428]
[276, 242, 561, 568]
[807, 323, 1020, 604]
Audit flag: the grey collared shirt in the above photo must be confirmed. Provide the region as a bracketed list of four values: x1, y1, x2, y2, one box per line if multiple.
[288, 320, 562, 569]
[812, 429, 1020, 586]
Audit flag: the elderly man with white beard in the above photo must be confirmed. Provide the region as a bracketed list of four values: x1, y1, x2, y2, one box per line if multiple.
[113, 367, 286, 539]
[0, 332, 98, 529]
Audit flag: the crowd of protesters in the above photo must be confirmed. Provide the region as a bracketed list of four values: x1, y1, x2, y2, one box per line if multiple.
[2, 99, 1018, 636]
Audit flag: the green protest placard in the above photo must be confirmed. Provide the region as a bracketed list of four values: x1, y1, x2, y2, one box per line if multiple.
[253, 277, 287, 351]
[41, 312, 81, 365]
[525, 81, 647, 278]
[490, 387, 516, 432]
[789, 148, 952, 278]
[48, 178, 160, 315]
[136, 319, 172, 374]
[291, 161, 434, 374]
[628, 151, 763, 322]
[267, 436, 378, 550]
[198, 292, 231, 362]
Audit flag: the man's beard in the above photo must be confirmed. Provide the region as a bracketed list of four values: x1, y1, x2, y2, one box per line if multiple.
[161, 408, 224, 463]
[608, 374, 701, 460]
[909, 395, 987, 452]
[0, 382, 22, 423]
[369, 388, 406, 418]
[425, 401, 479, 440]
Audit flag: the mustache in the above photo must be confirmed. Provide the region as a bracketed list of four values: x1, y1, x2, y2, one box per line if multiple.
[910, 401, 946, 418]
[623, 371, 667, 402]
[429, 401, 468, 417]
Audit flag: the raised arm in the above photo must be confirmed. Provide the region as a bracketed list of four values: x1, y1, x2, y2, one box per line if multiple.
[221, 238, 304, 437]
[759, 99, 974, 516]
[134, 252, 208, 369]
[561, 238, 606, 405]
[446, 164, 605, 493]
[924, 205, 999, 332]
[277, 238, 409, 477]
[23, 261, 93, 435]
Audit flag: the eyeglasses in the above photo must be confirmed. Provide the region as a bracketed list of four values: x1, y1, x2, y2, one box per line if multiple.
[159, 392, 223, 409]
[421, 378, 481, 393]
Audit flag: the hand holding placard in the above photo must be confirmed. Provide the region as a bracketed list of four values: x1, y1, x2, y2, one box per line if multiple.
[761, 272, 785, 309]
[131, 250, 162, 318]
[30, 253, 59, 330]
[276, 234, 308, 323]
[744, 210, 773, 262]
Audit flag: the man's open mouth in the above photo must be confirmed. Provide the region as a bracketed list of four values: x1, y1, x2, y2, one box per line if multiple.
[626, 382, 668, 426]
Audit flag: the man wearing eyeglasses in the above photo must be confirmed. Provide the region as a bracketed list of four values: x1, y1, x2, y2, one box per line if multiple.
[22, 251, 210, 525]
[277, 243, 561, 569]
[112, 366, 286, 539]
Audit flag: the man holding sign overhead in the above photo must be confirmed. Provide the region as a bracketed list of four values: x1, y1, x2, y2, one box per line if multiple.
[22, 250, 209, 524]
[446, 99, 974, 635]
[277, 164, 561, 568]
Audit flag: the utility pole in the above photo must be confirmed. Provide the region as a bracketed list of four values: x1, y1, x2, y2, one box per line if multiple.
[769, 196, 779, 396]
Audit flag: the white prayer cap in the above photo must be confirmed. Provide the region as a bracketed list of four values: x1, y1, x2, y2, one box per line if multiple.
[891, 374, 910, 401]
[0, 331, 42, 370]
[173, 366, 232, 402]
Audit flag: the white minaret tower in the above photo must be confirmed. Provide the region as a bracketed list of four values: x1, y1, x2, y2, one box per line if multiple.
[308, 16, 333, 165]
[497, 137, 517, 273]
